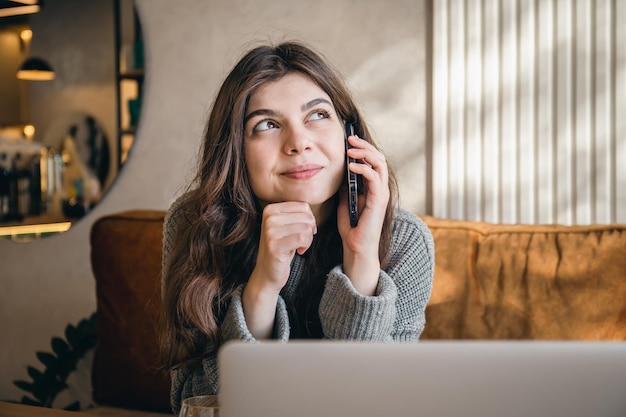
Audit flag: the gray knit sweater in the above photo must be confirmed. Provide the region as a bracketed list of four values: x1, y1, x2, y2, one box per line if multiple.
[163, 193, 434, 415]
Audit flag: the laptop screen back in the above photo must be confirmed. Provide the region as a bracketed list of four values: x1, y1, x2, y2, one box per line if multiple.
[218, 340, 626, 417]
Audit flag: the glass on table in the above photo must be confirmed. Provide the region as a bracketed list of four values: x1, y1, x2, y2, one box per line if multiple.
[178, 395, 220, 417]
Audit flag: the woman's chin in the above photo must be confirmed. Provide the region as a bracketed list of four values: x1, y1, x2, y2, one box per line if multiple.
[285, 192, 332, 206]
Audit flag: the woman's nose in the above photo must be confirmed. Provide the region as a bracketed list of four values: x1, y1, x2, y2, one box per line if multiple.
[283, 125, 312, 155]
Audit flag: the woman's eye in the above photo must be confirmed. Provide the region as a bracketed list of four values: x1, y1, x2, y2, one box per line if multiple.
[253, 119, 277, 132]
[309, 110, 330, 121]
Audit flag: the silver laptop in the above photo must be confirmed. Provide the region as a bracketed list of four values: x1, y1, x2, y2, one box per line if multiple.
[218, 340, 626, 417]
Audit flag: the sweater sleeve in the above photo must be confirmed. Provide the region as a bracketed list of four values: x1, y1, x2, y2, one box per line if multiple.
[319, 267, 398, 340]
[318, 209, 434, 341]
[169, 289, 290, 415]
[221, 285, 291, 342]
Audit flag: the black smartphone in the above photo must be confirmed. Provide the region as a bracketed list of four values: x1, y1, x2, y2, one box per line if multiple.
[345, 122, 359, 227]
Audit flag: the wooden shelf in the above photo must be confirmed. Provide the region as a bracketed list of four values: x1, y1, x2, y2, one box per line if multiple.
[120, 126, 137, 135]
[119, 69, 144, 80]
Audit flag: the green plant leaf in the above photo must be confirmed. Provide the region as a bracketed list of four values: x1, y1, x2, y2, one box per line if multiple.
[26, 366, 44, 382]
[20, 396, 43, 407]
[48, 379, 69, 396]
[77, 320, 97, 346]
[32, 377, 67, 407]
[65, 324, 78, 348]
[79, 314, 97, 332]
[51, 337, 70, 357]
[64, 401, 81, 411]
[31, 376, 53, 404]
[36, 352, 57, 369]
[13, 380, 33, 392]
[56, 356, 78, 379]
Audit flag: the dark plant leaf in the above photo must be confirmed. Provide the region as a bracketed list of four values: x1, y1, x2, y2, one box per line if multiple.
[31, 382, 51, 404]
[36, 352, 57, 369]
[40, 368, 61, 385]
[65, 324, 78, 348]
[26, 366, 44, 382]
[77, 316, 98, 344]
[77, 318, 90, 332]
[20, 396, 43, 407]
[51, 337, 70, 357]
[13, 380, 33, 392]
[64, 401, 81, 411]
[49, 379, 69, 396]
[56, 356, 78, 379]
[33, 364, 65, 404]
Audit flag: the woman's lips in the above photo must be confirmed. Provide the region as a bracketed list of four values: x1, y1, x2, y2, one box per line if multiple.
[281, 165, 323, 180]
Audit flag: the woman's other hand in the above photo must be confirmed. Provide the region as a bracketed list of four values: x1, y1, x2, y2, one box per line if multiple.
[337, 134, 390, 296]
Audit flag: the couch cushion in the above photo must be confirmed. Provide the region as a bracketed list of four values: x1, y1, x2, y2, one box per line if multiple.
[420, 216, 626, 340]
[90, 210, 171, 413]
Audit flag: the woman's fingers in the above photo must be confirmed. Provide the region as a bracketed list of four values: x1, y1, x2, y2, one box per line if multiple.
[346, 135, 389, 209]
[254, 202, 317, 290]
[262, 202, 317, 236]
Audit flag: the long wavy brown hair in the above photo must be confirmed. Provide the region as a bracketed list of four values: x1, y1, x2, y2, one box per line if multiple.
[161, 41, 399, 369]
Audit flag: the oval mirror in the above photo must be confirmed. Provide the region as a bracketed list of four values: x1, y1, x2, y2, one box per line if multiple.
[0, 0, 143, 242]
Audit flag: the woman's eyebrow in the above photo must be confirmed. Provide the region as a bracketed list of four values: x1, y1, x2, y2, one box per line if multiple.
[244, 108, 281, 125]
[301, 98, 332, 112]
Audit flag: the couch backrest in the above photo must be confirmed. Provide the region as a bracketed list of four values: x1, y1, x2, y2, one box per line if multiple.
[90, 210, 171, 413]
[420, 215, 626, 340]
[90, 210, 626, 412]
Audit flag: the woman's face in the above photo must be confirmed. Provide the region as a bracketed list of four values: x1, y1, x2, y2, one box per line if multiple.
[243, 72, 345, 221]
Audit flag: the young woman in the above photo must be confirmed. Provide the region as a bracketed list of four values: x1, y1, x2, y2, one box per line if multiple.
[161, 41, 434, 414]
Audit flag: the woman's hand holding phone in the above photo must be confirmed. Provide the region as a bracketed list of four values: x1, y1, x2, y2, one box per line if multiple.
[338, 131, 390, 296]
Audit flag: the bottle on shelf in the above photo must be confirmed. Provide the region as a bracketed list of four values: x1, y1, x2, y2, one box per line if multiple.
[29, 153, 42, 216]
[17, 153, 31, 218]
[46, 149, 65, 218]
[0, 152, 10, 220]
[5, 153, 24, 222]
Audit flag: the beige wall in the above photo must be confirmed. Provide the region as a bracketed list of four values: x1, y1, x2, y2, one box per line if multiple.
[0, 0, 428, 403]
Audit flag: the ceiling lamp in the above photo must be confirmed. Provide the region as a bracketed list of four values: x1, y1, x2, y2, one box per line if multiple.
[0, 4, 40, 18]
[16, 57, 55, 81]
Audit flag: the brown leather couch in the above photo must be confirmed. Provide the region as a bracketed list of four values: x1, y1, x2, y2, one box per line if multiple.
[88, 210, 626, 415]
